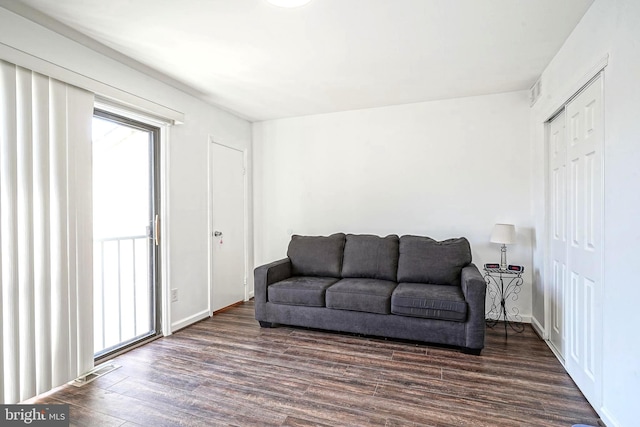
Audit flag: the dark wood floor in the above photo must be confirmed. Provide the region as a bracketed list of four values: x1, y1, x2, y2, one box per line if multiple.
[30, 301, 599, 426]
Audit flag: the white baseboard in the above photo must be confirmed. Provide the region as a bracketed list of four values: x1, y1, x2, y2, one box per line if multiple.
[599, 405, 619, 427]
[531, 316, 547, 339]
[171, 309, 210, 332]
[247, 291, 254, 300]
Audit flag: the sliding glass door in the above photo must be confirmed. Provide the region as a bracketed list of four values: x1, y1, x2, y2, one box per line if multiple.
[92, 110, 161, 358]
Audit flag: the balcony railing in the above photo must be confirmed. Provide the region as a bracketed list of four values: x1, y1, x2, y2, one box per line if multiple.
[93, 234, 154, 356]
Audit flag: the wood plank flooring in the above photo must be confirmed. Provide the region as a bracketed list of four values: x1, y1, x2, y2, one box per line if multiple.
[29, 301, 600, 426]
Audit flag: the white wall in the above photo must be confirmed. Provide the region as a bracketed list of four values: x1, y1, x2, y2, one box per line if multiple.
[253, 91, 533, 319]
[0, 7, 253, 333]
[530, 0, 640, 425]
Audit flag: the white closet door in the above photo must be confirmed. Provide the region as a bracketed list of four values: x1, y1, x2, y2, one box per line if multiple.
[564, 74, 604, 407]
[210, 142, 246, 312]
[548, 110, 567, 360]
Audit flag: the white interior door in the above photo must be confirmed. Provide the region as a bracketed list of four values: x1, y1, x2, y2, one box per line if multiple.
[210, 142, 246, 313]
[564, 74, 604, 406]
[548, 110, 567, 360]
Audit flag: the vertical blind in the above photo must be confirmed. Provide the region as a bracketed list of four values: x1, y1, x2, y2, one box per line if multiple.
[0, 60, 94, 403]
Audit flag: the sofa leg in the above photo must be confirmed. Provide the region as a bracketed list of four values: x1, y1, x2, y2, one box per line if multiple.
[259, 321, 273, 328]
[461, 347, 482, 356]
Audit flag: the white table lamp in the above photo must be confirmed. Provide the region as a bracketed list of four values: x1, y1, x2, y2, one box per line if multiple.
[490, 223, 516, 269]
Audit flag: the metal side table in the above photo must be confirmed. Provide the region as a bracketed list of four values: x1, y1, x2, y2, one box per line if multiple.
[484, 265, 525, 338]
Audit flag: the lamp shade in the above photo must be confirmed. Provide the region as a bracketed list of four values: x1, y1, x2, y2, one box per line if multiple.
[490, 223, 516, 244]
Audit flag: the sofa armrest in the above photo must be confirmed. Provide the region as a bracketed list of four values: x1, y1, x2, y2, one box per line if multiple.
[461, 263, 487, 350]
[254, 258, 292, 321]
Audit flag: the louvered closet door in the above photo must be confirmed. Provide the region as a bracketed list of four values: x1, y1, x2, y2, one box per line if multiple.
[564, 74, 603, 407]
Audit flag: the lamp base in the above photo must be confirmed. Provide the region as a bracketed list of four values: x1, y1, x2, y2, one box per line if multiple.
[500, 244, 508, 270]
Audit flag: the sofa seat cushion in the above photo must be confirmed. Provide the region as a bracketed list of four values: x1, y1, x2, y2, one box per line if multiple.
[342, 234, 399, 281]
[287, 233, 346, 278]
[397, 236, 472, 286]
[268, 277, 340, 307]
[391, 283, 467, 322]
[326, 278, 397, 314]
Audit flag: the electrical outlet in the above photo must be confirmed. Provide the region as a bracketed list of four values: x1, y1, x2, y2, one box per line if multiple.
[171, 288, 178, 303]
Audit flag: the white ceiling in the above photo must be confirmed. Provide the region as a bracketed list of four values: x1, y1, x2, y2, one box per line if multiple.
[5, 0, 594, 122]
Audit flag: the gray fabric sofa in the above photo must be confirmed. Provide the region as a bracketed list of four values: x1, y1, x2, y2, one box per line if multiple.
[254, 233, 487, 354]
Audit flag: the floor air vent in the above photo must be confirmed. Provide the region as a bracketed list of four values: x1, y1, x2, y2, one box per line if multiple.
[70, 363, 120, 387]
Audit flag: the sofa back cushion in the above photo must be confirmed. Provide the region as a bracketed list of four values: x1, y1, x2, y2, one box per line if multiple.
[341, 234, 399, 281]
[287, 233, 346, 278]
[397, 236, 471, 286]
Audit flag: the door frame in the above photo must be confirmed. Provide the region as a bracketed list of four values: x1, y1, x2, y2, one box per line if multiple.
[543, 69, 606, 352]
[94, 99, 172, 338]
[537, 54, 610, 343]
[91, 108, 163, 360]
[541, 58, 608, 342]
[207, 137, 249, 315]
[542, 70, 606, 406]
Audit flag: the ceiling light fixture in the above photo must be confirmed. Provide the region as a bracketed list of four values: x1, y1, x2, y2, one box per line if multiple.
[265, 0, 313, 8]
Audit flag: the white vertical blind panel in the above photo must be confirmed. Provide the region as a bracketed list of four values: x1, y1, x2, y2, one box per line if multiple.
[0, 179, 2, 405]
[69, 88, 94, 375]
[0, 149, 3, 405]
[0, 59, 94, 403]
[0, 59, 7, 405]
[1, 60, 20, 404]
[49, 80, 71, 388]
[17, 66, 36, 401]
[66, 86, 79, 382]
[32, 72, 52, 395]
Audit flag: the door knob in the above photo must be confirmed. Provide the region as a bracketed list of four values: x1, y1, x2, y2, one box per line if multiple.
[214, 231, 223, 237]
